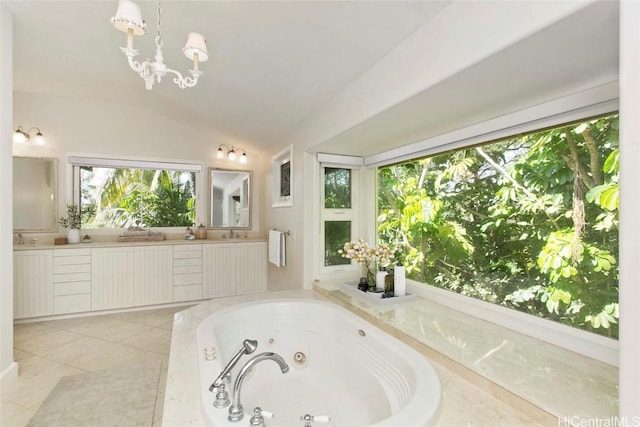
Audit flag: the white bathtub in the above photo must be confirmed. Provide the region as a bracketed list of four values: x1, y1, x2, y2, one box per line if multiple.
[196, 299, 441, 427]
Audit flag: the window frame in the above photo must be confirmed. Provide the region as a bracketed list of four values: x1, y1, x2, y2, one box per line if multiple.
[68, 154, 204, 233]
[364, 84, 619, 364]
[319, 159, 362, 275]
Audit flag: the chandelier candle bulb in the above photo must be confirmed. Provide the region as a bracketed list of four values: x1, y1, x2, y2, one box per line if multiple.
[394, 262, 406, 297]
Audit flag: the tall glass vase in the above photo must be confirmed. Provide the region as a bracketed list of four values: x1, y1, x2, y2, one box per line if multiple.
[361, 261, 376, 289]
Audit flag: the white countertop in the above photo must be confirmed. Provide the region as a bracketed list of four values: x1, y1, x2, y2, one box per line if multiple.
[13, 237, 267, 251]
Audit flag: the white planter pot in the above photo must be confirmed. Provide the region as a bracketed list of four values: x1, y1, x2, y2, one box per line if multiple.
[67, 228, 81, 244]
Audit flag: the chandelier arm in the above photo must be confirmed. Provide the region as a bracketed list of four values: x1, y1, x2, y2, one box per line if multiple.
[166, 68, 202, 89]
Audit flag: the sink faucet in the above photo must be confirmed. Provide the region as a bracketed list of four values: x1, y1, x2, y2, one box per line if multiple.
[15, 233, 24, 245]
[228, 352, 289, 423]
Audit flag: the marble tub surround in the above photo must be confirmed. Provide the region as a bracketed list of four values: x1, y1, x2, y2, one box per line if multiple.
[163, 290, 542, 426]
[313, 280, 618, 421]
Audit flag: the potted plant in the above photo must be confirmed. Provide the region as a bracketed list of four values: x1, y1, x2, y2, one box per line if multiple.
[58, 203, 83, 244]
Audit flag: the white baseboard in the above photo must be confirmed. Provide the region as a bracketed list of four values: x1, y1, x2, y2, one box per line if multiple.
[0, 361, 19, 387]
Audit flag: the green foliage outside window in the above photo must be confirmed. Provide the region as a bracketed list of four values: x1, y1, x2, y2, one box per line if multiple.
[80, 167, 196, 228]
[377, 114, 619, 338]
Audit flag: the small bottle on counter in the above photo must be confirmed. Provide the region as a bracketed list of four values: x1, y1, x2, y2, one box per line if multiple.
[394, 261, 406, 297]
[376, 267, 387, 292]
[384, 269, 395, 295]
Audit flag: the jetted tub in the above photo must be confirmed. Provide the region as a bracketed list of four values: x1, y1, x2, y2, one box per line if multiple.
[196, 299, 441, 426]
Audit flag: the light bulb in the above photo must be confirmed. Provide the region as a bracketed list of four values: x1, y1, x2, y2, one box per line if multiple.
[217, 147, 224, 159]
[228, 149, 237, 161]
[13, 129, 27, 144]
[33, 131, 45, 146]
[239, 153, 247, 164]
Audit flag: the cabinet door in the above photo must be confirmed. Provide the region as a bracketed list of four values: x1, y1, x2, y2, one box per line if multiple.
[14, 250, 53, 318]
[202, 244, 236, 298]
[92, 247, 135, 310]
[235, 242, 267, 295]
[134, 245, 173, 306]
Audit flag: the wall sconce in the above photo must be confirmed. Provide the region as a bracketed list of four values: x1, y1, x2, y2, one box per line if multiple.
[217, 144, 248, 164]
[13, 126, 45, 145]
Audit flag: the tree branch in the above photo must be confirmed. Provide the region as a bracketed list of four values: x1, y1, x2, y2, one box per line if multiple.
[475, 147, 561, 231]
[582, 126, 603, 186]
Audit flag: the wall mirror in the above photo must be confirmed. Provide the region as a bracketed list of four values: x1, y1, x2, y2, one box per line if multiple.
[13, 156, 58, 232]
[208, 168, 252, 229]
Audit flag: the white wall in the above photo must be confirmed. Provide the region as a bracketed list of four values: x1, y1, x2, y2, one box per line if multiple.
[618, 0, 640, 417]
[268, 0, 607, 290]
[12, 91, 270, 240]
[0, 3, 18, 384]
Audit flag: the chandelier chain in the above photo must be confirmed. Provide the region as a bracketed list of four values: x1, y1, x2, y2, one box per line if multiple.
[156, 0, 162, 38]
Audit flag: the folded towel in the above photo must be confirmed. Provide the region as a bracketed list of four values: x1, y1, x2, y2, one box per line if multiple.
[269, 230, 285, 267]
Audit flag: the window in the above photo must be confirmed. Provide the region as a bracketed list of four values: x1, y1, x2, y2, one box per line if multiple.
[322, 166, 358, 268]
[377, 114, 619, 339]
[70, 157, 200, 229]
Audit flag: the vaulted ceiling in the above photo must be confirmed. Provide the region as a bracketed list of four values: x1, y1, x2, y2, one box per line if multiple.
[6, 1, 619, 157]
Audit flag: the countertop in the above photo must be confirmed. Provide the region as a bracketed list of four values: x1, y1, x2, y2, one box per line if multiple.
[13, 237, 267, 251]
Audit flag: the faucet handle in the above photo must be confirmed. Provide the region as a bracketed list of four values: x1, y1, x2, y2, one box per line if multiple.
[213, 382, 230, 408]
[249, 407, 274, 426]
[300, 414, 331, 427]
[301, 414, 330, 426]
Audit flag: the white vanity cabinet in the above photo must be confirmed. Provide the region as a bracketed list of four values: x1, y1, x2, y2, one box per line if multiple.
[91, 247, 135, 310]
[14, 250, 54, 319]
[14, 240, 267, 320]
[134, 245, 173, 306]
[173, 244, 203, 302]
[202, 242, 267, 298]
[53, 247, 91, 314]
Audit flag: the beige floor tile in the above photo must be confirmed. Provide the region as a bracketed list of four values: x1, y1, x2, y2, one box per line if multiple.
[1, 353, 85, 410]
[120, 327, 172, 355]
[157, 320, 175, 331]
[109, 306, 188, 327]
[44, 336, 167, 372]
[0, 400, 35, 427]
[13, 328, 85, 359]
[42, 316, 153, 343]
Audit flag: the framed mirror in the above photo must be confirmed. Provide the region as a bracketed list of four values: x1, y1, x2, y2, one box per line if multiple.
[13, 156, 58, 232]
[208, 168, 252, 229]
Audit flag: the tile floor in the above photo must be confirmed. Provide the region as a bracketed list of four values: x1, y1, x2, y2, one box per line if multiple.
[1, 305, 191, 427]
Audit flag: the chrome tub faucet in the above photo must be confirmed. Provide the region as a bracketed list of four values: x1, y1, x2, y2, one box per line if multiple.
[209, 339, 258, 407]
[228, 352, 289, 423]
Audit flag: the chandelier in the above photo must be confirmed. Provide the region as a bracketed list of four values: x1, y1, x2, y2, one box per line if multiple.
[111, 0, 208, 90]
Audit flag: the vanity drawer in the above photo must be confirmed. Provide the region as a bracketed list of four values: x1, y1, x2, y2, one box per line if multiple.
[174, 257, 201, 268]
[174, 273, 202, 286]
[173, 246, 202, 259]
[54, 281, 91, 296]
[53, 272, 91, 283]
[54, 248, 91, 257]
[54, 294, 91, 314]
[174, 265, 202, 275]
[174, 284, 202, 302]
[53, 263, 91, 275]
[54, 255, 91, 266]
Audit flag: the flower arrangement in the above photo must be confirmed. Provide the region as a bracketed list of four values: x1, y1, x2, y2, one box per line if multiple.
[339, 238, 394, 284]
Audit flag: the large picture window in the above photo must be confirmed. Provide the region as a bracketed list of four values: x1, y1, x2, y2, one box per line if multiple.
[70, 157, 200, 229]
[377, 114, 619, 338]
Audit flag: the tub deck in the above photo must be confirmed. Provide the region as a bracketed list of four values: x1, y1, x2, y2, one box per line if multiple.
[163, 289, 552, 426]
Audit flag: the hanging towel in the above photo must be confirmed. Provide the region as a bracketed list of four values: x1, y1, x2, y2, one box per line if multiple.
[269, 230, 286, 267]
